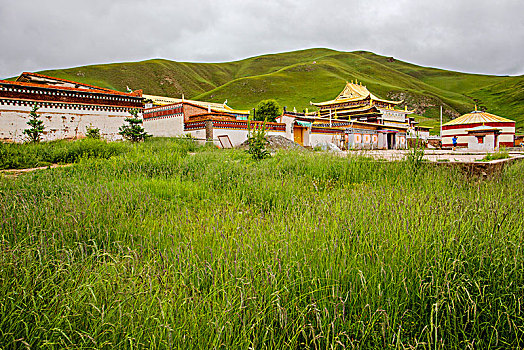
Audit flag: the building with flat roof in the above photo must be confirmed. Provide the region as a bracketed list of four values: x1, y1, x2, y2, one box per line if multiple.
[0, 72, 143, 142]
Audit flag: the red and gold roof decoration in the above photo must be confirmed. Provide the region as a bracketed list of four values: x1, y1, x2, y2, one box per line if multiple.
[311, 80, 402, 107]
[443, 110, 514, 126]
[143, 94, 249, 115]
[2, 72, 142, 97]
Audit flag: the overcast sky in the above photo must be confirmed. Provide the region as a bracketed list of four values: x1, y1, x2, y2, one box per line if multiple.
[1, 0, 523, 79]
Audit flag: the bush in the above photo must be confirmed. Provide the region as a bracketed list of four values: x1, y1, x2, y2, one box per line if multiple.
[23, 104, 45, 143]
[247, 119, 270, 160]
[85, 125, 101, 139]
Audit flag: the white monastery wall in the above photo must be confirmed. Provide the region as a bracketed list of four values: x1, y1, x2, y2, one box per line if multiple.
[144, 116, 184, 137]
[280, 116, 295, 141]
[212, 129, 285, 147]
[0, 103, 132, 142]
[309, 132, 339, 148]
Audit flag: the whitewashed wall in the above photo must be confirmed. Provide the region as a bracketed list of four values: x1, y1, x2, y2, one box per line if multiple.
[144, 115, 184, 137]
[310, 132, 338, 148]
[280, 115, 295, 141]
[212, 129, 286, 147]
[0, 103, 132, 142]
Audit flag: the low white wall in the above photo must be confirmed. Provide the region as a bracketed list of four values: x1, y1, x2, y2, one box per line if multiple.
[310, 133, 338, 148]
[213, 129, 285, 147]
[187, 129, 207, 144]
[187, 127, 286, 147]
[144, 116, 184, 137]
[0, 104, 132, 142]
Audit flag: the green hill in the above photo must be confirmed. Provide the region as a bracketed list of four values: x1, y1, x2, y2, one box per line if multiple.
[32, 48, 524, 133]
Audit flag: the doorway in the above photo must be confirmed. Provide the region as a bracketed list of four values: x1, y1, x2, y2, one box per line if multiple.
[387, 133, 395, 149]
[294, 126, 304, 145]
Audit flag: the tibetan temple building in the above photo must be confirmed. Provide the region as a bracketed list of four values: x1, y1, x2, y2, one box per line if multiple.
[442, 109, 515, 150]
[310, 80, 417, 128]
[0, 73, 143, 142]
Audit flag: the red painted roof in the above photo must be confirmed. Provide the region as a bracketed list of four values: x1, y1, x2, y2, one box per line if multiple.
[2, 72, 142, 98]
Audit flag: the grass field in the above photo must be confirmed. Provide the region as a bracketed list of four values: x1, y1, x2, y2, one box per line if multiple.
[18, 48, 523, 132]
[1, 138, 523, 348]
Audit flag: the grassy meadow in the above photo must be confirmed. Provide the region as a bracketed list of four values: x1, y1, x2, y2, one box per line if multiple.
[1, 138, 523, 348]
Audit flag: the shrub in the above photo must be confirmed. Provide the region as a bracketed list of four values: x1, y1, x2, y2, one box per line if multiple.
[247, 119, 270, 160]
[85, 125, 101, 139]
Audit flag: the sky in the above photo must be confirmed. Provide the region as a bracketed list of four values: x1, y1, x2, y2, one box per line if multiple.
[1, 0, 523, 79]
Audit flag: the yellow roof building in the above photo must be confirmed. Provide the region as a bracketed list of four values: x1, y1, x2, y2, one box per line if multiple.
[143, 94, 250, 116]
[443, 110, 514, 126]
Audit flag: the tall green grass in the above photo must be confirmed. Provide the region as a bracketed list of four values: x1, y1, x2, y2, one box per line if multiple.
[0, 139, 523, 348]
[0, 139, 128, 170]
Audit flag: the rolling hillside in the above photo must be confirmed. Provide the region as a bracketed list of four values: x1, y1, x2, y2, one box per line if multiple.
[27, 48, 524, 132]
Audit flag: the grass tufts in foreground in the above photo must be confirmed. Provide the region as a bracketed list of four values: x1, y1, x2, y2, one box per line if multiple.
[0, 138, 523, 348]
[0, 139, 127, 170]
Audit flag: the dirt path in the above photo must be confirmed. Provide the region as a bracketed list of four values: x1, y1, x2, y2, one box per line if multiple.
[0, 164, 73, 178]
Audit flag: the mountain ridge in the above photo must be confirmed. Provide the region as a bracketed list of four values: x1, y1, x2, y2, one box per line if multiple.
[13, 48, 524, 132]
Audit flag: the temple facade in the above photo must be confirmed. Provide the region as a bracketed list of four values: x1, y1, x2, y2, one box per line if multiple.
[304, 81, 418, 149]
[310, 80, 416, 127]
[279, 111, 408, 150]
[0, 73, 143, 142]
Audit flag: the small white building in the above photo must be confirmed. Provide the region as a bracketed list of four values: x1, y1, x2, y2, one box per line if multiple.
[442, 110, 515, 149]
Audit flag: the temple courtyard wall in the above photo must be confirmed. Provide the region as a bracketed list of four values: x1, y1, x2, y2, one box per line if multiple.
[0, 103, 132, 142]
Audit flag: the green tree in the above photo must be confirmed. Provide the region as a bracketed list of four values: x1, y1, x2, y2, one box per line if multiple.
[23, 104, 45, 143]
[118, 109, 150, 142]
[255, 99, 280, 122]
[246, 118, 270, 160]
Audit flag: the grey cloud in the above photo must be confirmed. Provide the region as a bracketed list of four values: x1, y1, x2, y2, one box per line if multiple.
[1, 0, 523, 78]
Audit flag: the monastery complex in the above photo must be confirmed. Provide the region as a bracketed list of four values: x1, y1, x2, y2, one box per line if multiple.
[0, 73, 517, 151]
